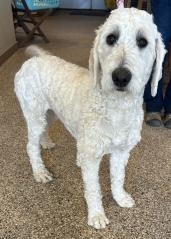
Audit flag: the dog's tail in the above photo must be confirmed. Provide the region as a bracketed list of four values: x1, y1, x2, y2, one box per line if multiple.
[25, 45, 51, 58]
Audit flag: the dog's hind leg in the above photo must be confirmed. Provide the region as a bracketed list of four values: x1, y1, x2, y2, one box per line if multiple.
[110, 150, 135, 208]
[26, 114, 53, 183]
[40, 127, 56, 149]
[40, 110, 57, 149]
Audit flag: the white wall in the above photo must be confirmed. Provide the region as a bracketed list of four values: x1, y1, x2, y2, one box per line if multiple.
[0, 0, 16, 56]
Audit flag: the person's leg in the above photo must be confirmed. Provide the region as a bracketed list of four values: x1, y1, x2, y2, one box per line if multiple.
[164, 79, 171, 128]
[144, 77, 163, 126]
[144, 0, 171, 126]
[144, 78, 163, 113]
[160, 1, 171, 127]
[164, 79, 171, 114]
[151, 0, 171, 50]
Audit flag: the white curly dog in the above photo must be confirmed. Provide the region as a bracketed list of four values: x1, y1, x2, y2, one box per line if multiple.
[14, 8, 166, 229]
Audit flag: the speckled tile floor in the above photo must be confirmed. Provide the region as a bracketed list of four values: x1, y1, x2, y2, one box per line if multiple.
[0, 10, 170, 239]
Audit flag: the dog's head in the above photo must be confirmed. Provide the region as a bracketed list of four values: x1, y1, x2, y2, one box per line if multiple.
[89, 8, 166, 96]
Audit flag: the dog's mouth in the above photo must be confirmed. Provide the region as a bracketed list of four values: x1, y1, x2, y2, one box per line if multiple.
[116, 87, 126, 92]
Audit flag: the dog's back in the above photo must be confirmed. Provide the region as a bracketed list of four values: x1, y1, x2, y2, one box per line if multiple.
[14, 46, 91, 137]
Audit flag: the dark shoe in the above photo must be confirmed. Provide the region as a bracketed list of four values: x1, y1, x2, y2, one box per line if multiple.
[164, 114, 171, 129]
[145, 112, 162, 127]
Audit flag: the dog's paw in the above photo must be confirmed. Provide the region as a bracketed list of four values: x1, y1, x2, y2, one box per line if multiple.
[41, 141, 56, 149]
[76, 160, 81, 167]
[88, 213, 110, 229]
[33, 168, 53, 183]
[114, 191, 135, 208]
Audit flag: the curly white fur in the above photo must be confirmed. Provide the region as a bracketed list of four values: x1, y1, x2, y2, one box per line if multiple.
[14, 8, 166, 229]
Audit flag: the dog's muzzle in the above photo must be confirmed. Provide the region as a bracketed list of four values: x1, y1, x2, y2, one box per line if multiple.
[112, 67, 132, 90]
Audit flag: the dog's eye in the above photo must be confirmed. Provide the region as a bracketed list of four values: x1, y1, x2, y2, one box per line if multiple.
[106, 34, 118, 46]
[137, 37, 148, 48]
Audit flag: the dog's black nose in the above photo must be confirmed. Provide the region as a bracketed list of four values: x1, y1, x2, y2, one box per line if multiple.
[112, 67, 132, 88]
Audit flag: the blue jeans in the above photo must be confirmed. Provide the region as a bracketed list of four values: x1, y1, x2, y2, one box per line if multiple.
[144, 0, 171, 114]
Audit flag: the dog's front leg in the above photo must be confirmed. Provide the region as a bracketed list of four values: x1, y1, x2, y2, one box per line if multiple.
[110, 150, 135, 208]
[78, 151, 109, 229]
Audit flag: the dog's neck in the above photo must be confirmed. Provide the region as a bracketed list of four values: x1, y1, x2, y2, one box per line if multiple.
[90, 88, 144, 111]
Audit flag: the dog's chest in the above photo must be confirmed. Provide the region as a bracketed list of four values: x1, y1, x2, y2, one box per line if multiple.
[96, 104, 143, 152]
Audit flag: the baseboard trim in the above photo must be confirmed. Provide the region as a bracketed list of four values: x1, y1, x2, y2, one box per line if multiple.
[0, 43, 18, 66]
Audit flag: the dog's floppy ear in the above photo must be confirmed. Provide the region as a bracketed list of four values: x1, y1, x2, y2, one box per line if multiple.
[151, 32, 167, 97]
[89, 31, 101, 88]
